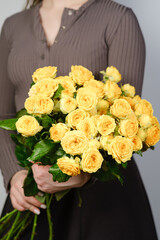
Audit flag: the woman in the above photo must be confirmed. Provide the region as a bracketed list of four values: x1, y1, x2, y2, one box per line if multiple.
[0, 0, 158, 239]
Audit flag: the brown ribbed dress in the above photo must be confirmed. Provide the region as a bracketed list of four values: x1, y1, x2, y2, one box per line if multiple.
[0, 0, 158, 239]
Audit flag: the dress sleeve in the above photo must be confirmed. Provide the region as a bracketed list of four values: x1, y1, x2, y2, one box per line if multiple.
[107, 8, 146, 96]
[0, 21, 24, 192]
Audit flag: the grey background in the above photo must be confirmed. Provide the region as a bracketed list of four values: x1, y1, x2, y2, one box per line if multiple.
[0, 0, 160, 238]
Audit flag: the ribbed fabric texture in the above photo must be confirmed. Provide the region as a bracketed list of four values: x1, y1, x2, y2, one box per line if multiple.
[0, 0, 145, 191]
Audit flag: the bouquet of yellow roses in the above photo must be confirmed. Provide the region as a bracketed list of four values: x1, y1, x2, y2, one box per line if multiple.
[0, 65, 159, 239]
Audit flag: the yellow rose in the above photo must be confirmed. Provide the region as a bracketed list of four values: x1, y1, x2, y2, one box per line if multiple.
[137, 128, 147, 141]
[127, 112, 138, 122]
[96, 99, 109, 115]
[129, 135, 143, 151]
[88, 139, 101, 149]
[84, 79, 105, 98]
[61, 130, 88, 155]
[139, 114, 153, 129]
[81, 148, 103, 173]
[145, 126, 160, 146]
[77, 117, 97, 139]
[110, 99, 132, 118]
[49, 123, 69, 142]
[60, 96, 77, 114]
[57, 156, 81, 176]
[91, 115, 101, 126]
[100, 134, 114, 151]
[76, 87, 97, 111]
[104, 81, 122, 101]
[16, 115, 43, 137]
[55, 76, 76, 97]
[152, 116, 160, 127]
[109, 136, 133, 163]
[88, 107, 97, 116]
[70, 65, 94, 85]
[66, 109, 89, 129]
[121, 84, 135, 97]
[32, 66, 57, 83]
[105, 66, 122, 83]
[134, 99, 153, 116]
[120, 96, 135, 110]
[118, 119, 138, 138]
[133, 95, 141, 102]
[28, 78, 58, 98]
[25, 95, 54, 115]
[97, 115, 116, 136]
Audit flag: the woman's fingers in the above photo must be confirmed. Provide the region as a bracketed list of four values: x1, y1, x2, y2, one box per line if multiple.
[10, 170, 45, 214]
[10, 195, 26, 212]
[24, 196, 46, 210]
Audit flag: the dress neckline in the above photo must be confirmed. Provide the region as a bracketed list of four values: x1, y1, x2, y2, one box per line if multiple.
[33, 0, 97, 48]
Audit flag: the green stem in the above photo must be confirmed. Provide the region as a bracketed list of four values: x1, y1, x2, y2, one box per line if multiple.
[30, 214, 38, 240]
[0, 212, 17, 233]
[77, 189, 82, 208]
[14, 212, 33, 240]
[0, 209, 17, 224]
[5, 211, 21, 240]
[48, 193, 53, 207]
[46, 194, 53, 240]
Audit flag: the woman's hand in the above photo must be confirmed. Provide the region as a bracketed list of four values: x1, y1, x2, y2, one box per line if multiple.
[10, 170, 46, 215]
[32, 164, 91, 194]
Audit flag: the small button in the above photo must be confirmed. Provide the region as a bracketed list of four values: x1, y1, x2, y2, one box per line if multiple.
[41, 54, 45, 60]
[61, 25, 66, 29]
[68, 10, 73, 16]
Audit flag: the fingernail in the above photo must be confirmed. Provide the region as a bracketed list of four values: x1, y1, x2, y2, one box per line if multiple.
[38, 192, 44, 197]
[40, 204, 47, 209]
[34, 209, 40, 215]
[28, 159, 34, 163]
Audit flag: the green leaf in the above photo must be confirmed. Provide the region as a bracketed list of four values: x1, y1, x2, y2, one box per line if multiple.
[49, 163, 71, 182]
[93, 160, 115, 182]
[16, 108, 28, 118]
[55, 147, 66, 157]
[94, 167, 115, 182]
[121, 162, 128, 169]
[40, 145, 65, 165]
[150, 146, 155, 150]
[94, 157, 124, 185]
[35, 194, 46, 203]
[112, 172, 123, 185]
[53, 84, 64, 99]
[22, 136, 37, 151]
[30, 82, 35, 87]
[135, 150, 143, 157]
[41, 115, 53, 129]
[34, 116, 42, 124]
[15, 144, 31, 167]
[106, 110, 113, 117]
[23, 169, 38, 196]
[100, 70, 106, 75]
[10, 133, 23, 145]
[55, 189, 70, 201]
[0, 118, 18, 130]
[27, 140, 58, 162]
[121, 89, 126, 96]
[114, 125, 119, 137]
[73, 92, 77, 99]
